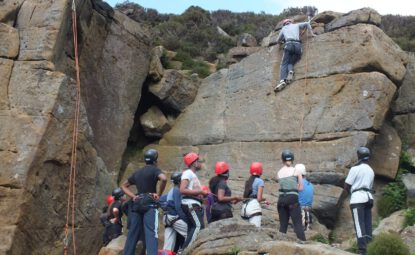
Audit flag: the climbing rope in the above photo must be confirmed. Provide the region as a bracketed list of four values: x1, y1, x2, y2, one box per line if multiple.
[64, 0, 81, 254]
[297, 21, 313, 160]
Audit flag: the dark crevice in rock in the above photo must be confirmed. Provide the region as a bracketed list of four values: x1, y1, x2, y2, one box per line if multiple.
[0, 183, 21, 189]
[118, 77, 167, 182]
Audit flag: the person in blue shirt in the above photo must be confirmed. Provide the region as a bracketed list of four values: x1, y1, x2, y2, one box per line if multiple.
[162, 172, 188, 253]
[295, 163, 314, 231]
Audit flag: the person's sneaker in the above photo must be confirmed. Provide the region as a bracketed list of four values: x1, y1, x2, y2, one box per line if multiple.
[274, 80, 287, 92]
[287, 70, 294, 83]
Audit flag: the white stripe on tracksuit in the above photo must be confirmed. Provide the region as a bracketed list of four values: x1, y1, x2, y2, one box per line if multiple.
[352, 207, 362, 238]
[187, 204, 201, 244]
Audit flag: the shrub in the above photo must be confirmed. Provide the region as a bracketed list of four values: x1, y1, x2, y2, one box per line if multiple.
[377, 181, 407, 218]
[310, 233, 329, 244]
[367, 232, 410, 255]
[404, 207, 415, 227]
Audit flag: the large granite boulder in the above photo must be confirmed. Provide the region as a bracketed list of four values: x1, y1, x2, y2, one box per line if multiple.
[237, 33, 257, 47]
[326, 8, 381, 32]
[373, 210, 406, 236]
[148, 46, 165, 82]
[140, 106, 171, 138]
[370, 123, 402, 179]
[149, 69, 201, 112]
[75, 0, 151, 177]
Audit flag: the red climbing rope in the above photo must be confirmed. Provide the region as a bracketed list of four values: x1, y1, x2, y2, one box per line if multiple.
[64, 0, 81, 254]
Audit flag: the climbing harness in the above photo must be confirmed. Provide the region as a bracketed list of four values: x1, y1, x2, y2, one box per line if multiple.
[64, 0, 81, 254]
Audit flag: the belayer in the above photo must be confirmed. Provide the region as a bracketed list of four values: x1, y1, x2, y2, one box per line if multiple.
[241, 162, 267, 227]
[102, 188, 125, 246]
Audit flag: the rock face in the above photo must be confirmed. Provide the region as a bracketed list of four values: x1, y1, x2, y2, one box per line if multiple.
[393, 52, 415, 162]
[149, 69, 200, 112]
[0, 0, 150, 254]
[149, 8, 407, 233]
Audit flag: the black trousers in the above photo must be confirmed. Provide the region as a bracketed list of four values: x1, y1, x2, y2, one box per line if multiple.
[350, 201, 373, 255]
[181, 204, 204, 249]
[277, 194, 306, 241]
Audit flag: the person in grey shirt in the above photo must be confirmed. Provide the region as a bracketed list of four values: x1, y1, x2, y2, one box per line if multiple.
[274, 18, 316, 92]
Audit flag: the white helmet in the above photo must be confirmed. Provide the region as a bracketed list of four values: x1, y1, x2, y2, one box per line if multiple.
[295, 164, 307, 176]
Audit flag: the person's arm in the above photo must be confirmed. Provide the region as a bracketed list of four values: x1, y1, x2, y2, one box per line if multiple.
[217, 188, 242, 203]
[344, 183, 352, 194]
[256, 186, 264, 202]
[121, 180, 139, 201]
[276, 30, 284, 43]
[156, 172, 167, 199]
[301, 22, 316, 37]
[110, 207, 120, 224]
[297, 174, 304, 191]
[179, 179, 206, 196]
[344, 167, 356, 194]
[173, 188, 187, 220]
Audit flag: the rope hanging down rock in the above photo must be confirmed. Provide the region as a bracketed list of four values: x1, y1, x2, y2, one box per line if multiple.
[64, 0, 81, 254]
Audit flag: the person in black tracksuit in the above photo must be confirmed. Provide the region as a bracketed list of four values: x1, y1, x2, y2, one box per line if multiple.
[344, 147, 375, 255]
[122, 149, 167, 255]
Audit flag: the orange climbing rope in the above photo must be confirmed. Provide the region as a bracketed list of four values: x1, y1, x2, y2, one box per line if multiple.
[64, 0, 81, 254]
[298, 25, 312, 159]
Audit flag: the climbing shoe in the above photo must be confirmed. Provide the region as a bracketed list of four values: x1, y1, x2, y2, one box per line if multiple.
[286, 70, 294, 83]
[274, 80, 287, 92]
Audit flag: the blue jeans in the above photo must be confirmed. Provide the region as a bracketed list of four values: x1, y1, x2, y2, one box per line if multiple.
[123, 208, 159, 255]
[279, 42, 302, 81]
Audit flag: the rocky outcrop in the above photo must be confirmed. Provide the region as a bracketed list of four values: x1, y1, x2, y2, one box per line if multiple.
[184, 218, 353, 255]
[401, 225, 415, 254]
[140, 106, 171, 138]
[392, 52, 415, 162]
[370, 123, 402, 179]
[237, 33, 257, 47]
[149, 12, 407, 232]
[0, 0, 150, 254]
[326, 8, 381, 31]
[149, 69, 200, 112]
[75, 0, 151, 177]
[373, 210, 406, 236]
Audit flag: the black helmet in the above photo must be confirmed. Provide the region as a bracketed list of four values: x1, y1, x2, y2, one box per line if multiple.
[281, 149, 294, 161]
[144, 149, 158, 164]
[112, 187, 124, 200]
[357, 147, 370, 161]
[171, 172, 182, 185]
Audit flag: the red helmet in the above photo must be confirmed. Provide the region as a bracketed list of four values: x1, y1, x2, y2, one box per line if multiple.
[282, 18, 292, 26]
[214, 161, 229, 175]
[106, 195, 114, 205]
[201, 185, 210, 192]
[250, 162, 263, 176]
[184, 152, 199, 167]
